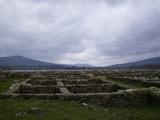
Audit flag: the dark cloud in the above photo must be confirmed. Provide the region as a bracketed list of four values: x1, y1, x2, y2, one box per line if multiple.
[0, 0, 159, 65]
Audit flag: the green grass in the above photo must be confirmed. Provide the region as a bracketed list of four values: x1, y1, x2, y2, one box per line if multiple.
[0, 77, 26, 93]
[105, 77, 153, 89]
[0, 98, 160, 120]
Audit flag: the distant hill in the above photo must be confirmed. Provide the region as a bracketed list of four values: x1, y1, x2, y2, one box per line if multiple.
[0, 56, 93, 70]
[0, 56, 76, 70]
[108, 57, 160, 69]
[2, 55, 160, 70]
[0, 56, 52, 66]
[73, 63, 92, 67]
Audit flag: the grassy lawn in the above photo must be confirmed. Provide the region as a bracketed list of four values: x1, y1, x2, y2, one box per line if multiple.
[0, 98, 160, 120]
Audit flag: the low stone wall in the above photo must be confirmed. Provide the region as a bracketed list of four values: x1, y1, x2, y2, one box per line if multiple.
[0, 70, 6, 80]
[62, 79, 111, 85]
[27, 79, 57, 85]
[17, 84, 61, 94]
[52, 88, 151, 107]
[108, 77, 160, 87]
[0, 75, 6, 80]
[6, 72, 32, 78]
[1, 88, 160, 107]
[67, 84, 126, 93]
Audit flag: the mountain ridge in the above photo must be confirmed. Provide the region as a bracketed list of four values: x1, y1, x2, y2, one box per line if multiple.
[0, 56, 92, 70]
[0, 55, 160, 70]
[107, 56, 160, 69]
[0, 56, 53, 66]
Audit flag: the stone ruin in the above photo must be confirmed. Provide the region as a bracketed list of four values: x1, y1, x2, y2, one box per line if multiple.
[1, 71, 160, 107]
[0, 71, 6, 81]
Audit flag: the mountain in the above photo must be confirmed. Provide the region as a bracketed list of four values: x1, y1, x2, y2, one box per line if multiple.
[73, 63, 92, 67]
[0, 56, 52, 66]
[0, 56, 93, 70]
[3, 55, 160, 70]
[108, 57, 160, 69]
[0, 56, 74, 70]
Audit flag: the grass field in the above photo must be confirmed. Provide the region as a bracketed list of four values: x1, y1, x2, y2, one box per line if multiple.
[0, 98, 160, 120]
[0, 77, 160, 120]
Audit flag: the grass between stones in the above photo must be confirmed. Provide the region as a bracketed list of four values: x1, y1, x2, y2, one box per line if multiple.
[0, 77, 26, 93]
[105, 77, 151, 89]
[0, 78, 17, 93]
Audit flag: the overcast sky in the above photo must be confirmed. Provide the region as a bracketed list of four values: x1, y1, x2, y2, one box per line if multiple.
[0, 0, 160, 66]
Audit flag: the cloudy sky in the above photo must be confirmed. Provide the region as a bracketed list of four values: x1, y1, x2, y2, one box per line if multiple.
[0, 0, 160, 66]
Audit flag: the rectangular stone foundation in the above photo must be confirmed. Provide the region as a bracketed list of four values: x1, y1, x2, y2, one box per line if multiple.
[2, 70, 160, 107]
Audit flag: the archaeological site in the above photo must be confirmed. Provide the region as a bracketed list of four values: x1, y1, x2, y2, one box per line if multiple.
[1, 70, 160, 107]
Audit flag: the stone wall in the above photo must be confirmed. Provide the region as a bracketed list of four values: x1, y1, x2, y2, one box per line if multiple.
[0, 71, 6, 80]
[1, 70, 160, 107]
[2, 88, 160, 107]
